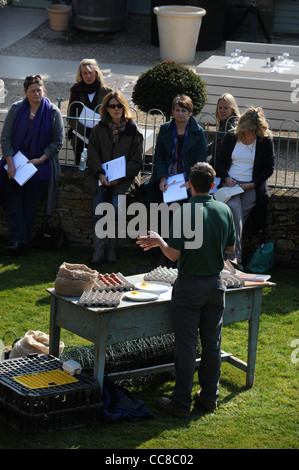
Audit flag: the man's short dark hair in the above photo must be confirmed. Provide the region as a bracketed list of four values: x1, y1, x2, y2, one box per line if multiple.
[190, 162, 216, 193]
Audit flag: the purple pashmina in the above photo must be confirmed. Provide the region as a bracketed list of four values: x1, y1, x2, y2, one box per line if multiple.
[12, 97, 52, 182]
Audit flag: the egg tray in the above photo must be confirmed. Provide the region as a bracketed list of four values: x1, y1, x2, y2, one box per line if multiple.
[144, 266, 178, 285]
[221, 260, 245, 288]
[93, 272, 135, 292]
[78, 289, 123, 307]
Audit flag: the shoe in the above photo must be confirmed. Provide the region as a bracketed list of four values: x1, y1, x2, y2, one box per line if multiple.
[106, 238, 117, 265]
[6, 242, 27, 256]
[157, 397, 190, 418]
[90, 235, 105, 266]
[193, 391, 218, 412]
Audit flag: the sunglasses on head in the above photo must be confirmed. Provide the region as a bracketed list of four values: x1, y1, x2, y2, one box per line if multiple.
[25, 74, 42, 82]
[107, 104, 123, 109]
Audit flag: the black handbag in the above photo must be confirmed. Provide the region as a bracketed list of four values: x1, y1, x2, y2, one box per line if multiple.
[34, 211, 68, 250]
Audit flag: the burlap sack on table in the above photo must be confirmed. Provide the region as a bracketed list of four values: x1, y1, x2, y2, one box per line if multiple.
[54, 262, 99, 297]
[9, 330, 64, 359]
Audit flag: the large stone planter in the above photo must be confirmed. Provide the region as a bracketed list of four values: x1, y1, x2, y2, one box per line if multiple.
[153, 5, 206, 63]
[47, 4, 71, 31]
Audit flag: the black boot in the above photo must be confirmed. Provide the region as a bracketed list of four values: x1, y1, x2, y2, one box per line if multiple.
[90, 235, 105, 267]
[106, 237, 117, 264]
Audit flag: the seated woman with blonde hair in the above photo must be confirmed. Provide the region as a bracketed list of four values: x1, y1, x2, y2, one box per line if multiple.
[207, 93, 240, 169]
[216, 106, 274, 268]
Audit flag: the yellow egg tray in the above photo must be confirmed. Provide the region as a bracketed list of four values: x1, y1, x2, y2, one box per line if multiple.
[12, 369, 78, 389]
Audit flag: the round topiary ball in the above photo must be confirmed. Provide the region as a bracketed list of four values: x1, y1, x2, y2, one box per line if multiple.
[132, 60, 207, 121]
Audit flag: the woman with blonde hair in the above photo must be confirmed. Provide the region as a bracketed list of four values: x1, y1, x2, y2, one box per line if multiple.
[215, 93, 240, 127]
[216, 106, 274, 268]
[208, 93, 240, 168]
[85, 91, 143, 266]
[67, 58, 112, 164]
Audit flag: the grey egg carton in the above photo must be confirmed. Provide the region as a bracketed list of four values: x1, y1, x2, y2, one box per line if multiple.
[221, 261, 245, 288]
[78, 289, 123, 307]
[93, 272, 135, 292]
[144, 266, 178, 285]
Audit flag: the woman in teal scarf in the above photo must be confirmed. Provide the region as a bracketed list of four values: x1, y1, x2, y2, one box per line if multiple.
[141, 95, 207, 206]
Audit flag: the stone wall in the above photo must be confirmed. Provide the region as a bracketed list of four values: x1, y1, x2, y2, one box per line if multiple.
[242, 187, 299, 265]
[0, 166, 298, 265]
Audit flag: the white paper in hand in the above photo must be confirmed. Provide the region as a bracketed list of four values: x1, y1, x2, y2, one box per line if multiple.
[98, 155, 126, 186]
[79, 105, 100, 128]
[4, 151, 37, 186]
[163, 173, 187, 203]
[214, 185, 244, 203]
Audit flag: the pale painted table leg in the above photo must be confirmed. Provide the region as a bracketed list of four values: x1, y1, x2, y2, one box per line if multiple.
[246, 288, 262, 388]
[93, 315, 110, 390]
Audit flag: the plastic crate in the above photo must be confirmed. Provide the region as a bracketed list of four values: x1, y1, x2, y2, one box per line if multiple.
[0, 354, 102, 434]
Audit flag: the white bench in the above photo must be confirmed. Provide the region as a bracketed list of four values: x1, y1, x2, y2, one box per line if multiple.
[139, 127, 155, 154]
[225, 41, 299, 62]
[196, 55, 299, 131]
[0, 79, 8, 105]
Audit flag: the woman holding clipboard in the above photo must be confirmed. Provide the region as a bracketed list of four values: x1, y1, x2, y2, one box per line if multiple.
[140, 95, 206, 266]
[85, 91, 143, 266]
[141, 95, 206, 206]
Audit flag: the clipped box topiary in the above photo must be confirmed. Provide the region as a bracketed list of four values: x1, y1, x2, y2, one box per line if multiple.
[132, 60, 207, 121]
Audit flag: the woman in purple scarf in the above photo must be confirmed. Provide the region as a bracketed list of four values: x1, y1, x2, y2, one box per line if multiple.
[0, 75, 64, 255]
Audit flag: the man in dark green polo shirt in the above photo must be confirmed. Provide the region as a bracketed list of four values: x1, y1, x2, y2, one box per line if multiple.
[137, 162, 235, 417]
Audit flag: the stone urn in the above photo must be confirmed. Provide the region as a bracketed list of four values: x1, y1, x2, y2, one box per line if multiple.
[153, 5, 206, 63]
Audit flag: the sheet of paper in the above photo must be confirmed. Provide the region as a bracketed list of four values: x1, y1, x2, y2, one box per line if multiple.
[236, 272, 271, 282]
[163, 173, 187, 203]
[72, 129, 89, 144]
[210, 177, 221, 195]
[98, 155, 126, 186]
[79, 105, 101, 128]
[213, 185, 244, 203]
[4, 151, 37, 186]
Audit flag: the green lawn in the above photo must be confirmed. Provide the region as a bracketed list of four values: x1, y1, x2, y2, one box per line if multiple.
[0, 237, 298, 449]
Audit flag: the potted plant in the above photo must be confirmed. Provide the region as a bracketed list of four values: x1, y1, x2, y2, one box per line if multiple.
[47, 0, 72, 31]
[132, 60, 207, 121]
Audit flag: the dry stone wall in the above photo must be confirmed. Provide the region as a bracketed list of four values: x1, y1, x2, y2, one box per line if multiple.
[0, 166, 298, 265]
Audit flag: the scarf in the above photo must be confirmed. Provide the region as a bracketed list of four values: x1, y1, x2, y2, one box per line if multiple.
[169, 120, 189, 176]
[108, 118, 127, 143]
[12, 97, 52, 158]
[69, 80, 101, 109]
[12, 97, 52, 183]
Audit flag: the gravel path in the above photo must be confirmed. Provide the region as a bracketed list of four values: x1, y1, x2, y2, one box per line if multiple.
[0, 14, 224, 105]
[1, 13, 298, 106]
[0, 14, 298, 186]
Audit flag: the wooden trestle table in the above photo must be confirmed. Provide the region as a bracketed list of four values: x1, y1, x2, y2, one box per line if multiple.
[48, 273, 273, 391]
